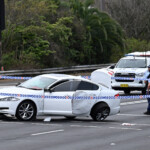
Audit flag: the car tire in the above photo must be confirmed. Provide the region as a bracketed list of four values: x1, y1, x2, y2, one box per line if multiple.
[124, 89, 130, 94]
[91, 104, 110, 121]
[65, 116, 76, 120]
[16, 101, 36, 121]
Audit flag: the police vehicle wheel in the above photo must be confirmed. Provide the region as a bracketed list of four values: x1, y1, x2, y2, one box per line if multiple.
[16, 101, 36, 121]
[124, 89, 130, 94]
[91, 104, 110, 121]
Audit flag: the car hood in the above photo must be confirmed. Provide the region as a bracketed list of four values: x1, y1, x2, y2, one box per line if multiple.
[114, 68, 147, 74]
[0, 86, 44, 98]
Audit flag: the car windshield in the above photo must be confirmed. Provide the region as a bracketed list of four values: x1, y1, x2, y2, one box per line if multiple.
[116, 59, 147, 68]
[18, 76, 57, 90]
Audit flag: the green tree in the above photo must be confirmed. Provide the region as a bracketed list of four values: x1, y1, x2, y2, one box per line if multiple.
[2, 0, 125, 70]
[70, 0, 125, 64]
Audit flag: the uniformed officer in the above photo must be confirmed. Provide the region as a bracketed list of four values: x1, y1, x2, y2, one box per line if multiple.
[144, 65, 150, 115]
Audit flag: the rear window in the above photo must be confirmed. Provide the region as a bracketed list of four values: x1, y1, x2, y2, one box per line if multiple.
[77, 81, 99, 90]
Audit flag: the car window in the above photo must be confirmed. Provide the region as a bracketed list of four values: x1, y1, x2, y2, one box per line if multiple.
[52, 80, 80, 92]
[50, 80, 69, 89]
[19, 76, 56, 90]
[77, 81, 99, 90]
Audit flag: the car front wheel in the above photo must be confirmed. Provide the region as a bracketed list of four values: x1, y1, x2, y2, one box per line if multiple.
[91, 104, 110, 121]
[16, 101, 36, 121]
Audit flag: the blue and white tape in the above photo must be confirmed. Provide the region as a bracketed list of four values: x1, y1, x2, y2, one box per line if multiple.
[0, 75, 90, 80]
[111, 77, 148, 81]
[0, 92, 149, 100]
[0, 75, 31, 80]
[0, 75, 148, 81]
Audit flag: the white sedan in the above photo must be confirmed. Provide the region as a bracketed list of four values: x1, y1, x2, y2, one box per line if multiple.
[0, 74, 120, 121]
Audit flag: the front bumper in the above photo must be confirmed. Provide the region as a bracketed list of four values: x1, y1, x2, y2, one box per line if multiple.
[111, 80, 146, 91]
[0, 101, 18, 115]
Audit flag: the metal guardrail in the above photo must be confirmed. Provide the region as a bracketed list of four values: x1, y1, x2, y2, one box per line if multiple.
[0, 63, 113, 76]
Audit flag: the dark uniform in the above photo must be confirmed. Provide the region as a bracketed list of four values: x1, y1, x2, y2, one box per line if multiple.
[144, 66, 150, 115]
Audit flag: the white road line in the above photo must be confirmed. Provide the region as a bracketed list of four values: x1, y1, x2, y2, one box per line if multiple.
[117, 113, 148, 117]
[109, 127, 142, 131]
[90, 121, 150, 127]
[0, 122, 24, 124]
[31, 129, 64, 136]
[133, 123, 150, 127]
[31, 123, 61, 126]
[120, 100, 147, 106]
[70, 125, 100, 128]
[70, 121, 84, 123]
[121, 100, 147, 106]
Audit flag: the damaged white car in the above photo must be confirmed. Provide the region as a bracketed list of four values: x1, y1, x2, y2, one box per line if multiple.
[0, 74, 120, 121]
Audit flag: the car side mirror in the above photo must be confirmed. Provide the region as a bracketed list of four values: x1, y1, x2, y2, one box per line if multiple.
[49, 88, 54, 93]
[16, 82, 21, 86]
[109, 65, 115, 69]
[44, 88, 54, 93]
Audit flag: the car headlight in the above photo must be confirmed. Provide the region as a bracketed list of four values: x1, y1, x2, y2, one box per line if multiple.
[136, 73, 144, 77]
[0, 97, 20, 101]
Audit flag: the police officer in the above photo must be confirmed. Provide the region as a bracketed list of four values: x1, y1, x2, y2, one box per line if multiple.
[144, 65, 150, 115]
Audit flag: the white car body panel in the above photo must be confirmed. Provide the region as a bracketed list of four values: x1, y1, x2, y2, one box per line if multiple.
[0, 87, 44, 115]
[91, 68, 114, 89]
[44, 91, 73, 115]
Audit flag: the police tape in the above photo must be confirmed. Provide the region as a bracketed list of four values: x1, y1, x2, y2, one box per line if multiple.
[0, 92, 149, 100]
[0, 75, 90, 80]
[0, 75, 148, 81]
[0, 75, 31, 80]
[111, 77, 149, 81]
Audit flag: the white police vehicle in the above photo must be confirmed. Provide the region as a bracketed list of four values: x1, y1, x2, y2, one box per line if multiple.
[111, 52, 150, 94]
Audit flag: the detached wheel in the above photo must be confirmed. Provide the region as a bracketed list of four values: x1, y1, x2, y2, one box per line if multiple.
[91, 104, 110, 121]
[16, 101, 36, 121]
[124, 89, 130, 94]
[65, 116, 76, 120]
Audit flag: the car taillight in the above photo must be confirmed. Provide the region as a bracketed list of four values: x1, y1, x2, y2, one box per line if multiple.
[115, 93, 119, 98]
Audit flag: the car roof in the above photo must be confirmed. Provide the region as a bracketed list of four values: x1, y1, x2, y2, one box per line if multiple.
[121, 56, 148, 60]
[40, 74, 88, 81]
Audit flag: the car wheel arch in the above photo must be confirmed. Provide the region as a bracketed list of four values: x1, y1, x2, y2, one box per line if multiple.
[15, 99, 37, 116]
[90, 101, 110, 115]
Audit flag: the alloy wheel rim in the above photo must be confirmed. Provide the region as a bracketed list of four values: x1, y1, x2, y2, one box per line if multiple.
[18, 103, 34, 120]
[96, 108, 109, 121]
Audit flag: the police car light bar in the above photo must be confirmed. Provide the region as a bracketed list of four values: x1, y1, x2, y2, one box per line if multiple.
[125, 54, 150, 57]
[125, 51, 150, 57]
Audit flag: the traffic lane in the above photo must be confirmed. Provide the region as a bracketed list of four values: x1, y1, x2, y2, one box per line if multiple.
[0, 103, 150, 150]
[0, 122, 149, 150]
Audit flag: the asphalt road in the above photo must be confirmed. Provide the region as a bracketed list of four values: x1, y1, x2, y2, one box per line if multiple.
[0, 82, 150, 150]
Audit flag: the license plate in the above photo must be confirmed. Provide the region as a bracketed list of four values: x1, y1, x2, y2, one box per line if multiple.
[120, 84, 129, 87]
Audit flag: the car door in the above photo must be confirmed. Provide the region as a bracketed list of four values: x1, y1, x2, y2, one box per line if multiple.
[72, 81, 100, 115]
[43, 80, 78, 115]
